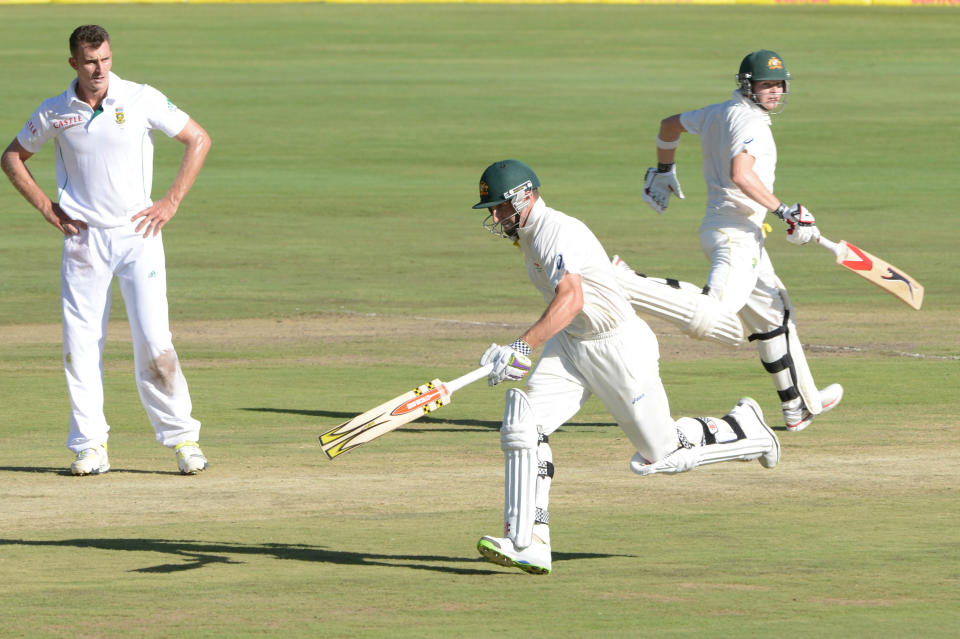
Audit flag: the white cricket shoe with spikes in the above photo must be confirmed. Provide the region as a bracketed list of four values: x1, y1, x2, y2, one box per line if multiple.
[71, 445, 110, 476]
[630, 397, 779, 476]
[729, 397, 780, 469]
[174, 441, 209, 475]
[477, 535, 551, 575]
[784, 384, 844, 432]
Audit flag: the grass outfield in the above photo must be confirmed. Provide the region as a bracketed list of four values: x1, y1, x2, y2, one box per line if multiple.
[1, 4, 958, 637]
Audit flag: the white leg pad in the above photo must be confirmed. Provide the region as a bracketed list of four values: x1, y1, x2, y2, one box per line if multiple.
[787, 319, 822, 414]
[501, 388, 539, 549]
[613, 266, 746, 347]
[631, 408, 775, 476]
[751, 313, 822, 415]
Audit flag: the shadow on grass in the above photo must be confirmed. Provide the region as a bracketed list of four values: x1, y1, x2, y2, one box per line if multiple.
[0, 538, 632, 576]
[242, 408, 616, 431]
[0, 466, 179, 476]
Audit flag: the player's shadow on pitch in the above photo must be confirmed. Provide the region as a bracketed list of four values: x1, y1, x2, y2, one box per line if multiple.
[0, 538, 630, 575]
[0, 466, 178, 476]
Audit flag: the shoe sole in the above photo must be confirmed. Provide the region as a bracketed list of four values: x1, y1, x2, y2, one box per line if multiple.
[178, 462, 208, 475]
[177, 452, 209, 475]
[477, 539, 551, 575]
[477, 539, 516, 568]
[71, 465, 110, 476]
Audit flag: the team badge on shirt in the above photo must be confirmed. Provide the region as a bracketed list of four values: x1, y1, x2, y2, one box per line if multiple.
[115, 107, 125, 125]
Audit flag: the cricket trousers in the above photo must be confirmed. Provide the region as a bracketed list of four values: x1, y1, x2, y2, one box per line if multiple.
[61, 225, 201, 453]
[524, 317, 678, 464]
[699, 225, 787, 334]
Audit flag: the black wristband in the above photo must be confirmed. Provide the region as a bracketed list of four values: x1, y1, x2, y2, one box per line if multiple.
[657, 162, 674, 173]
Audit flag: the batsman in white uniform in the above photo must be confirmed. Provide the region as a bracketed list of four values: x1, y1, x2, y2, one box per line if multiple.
[471, 160, 781, 575]
[618, 50, 843, 432]
[1, 25, 211, 476]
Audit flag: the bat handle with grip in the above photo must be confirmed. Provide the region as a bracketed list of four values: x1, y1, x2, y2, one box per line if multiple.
[816, 234, 848, 263]
[444, 363, 495, 394]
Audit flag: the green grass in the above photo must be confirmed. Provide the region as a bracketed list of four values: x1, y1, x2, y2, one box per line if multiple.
[1, 4, 959, 638]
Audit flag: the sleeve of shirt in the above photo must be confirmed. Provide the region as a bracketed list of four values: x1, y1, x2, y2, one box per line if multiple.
[679, 106, 707, 136]
[144, 85, 191, 137]
[16, 105, 55, 154]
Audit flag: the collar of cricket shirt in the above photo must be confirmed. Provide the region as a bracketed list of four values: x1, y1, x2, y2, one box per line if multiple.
[732, 89, 772, 124]
[67, 71, 122, 111]
[517, 197, 548, 240]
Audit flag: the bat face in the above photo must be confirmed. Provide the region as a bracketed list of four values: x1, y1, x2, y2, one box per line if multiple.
[317, 364, 492, 461]
[840, 242, 924, 310]
[320, 380, 449, 459]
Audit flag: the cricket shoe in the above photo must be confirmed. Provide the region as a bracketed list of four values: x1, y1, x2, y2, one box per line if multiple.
[728, 397, 780, 469]
[783, 384, 844, 432]
[71, 445, 110, 476]
[174, 441, 209, 475]
[477, 535, 551, 575]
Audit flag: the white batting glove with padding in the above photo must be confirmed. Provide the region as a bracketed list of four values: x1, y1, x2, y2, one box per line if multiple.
[776, 203, 820, 245]
[642, 164, 685, 214]
[480, 340, 533, 387]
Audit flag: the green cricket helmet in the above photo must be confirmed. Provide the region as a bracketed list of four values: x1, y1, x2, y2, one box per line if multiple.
[736, 50, 791, 112]
[473, 159, 541, 239]
[473, 159, 540, 210]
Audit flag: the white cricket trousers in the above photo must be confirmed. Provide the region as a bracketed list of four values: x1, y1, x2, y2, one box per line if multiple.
[61, 225, 201, 453]
[699, 225, 788, 334]
[524, 317, 678, 464]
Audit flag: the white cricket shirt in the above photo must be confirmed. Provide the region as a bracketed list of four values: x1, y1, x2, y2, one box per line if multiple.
[680, 90, 777, 231]
[17, 72, 190, 228]
[516, 198, 635, 338]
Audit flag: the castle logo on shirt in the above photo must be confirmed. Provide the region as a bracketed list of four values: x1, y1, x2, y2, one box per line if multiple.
[52, 115, 84, 130]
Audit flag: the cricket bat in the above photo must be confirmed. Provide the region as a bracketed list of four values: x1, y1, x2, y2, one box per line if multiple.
[319, 363, 494, 459]
[817, 234, 924, 310]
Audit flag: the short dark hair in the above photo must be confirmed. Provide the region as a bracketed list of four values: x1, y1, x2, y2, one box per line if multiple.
[69, 25, 110, 57]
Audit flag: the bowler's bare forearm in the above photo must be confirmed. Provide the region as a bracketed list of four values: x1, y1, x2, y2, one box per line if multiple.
[165, 119, 211, 208]
[132, 120, 211, 235]
[1, 140, 53, 216]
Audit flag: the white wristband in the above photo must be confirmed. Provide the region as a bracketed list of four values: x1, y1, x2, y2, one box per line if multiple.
[656, 136, 680, 150]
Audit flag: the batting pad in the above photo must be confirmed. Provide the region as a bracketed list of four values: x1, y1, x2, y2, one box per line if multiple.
[501, 388, 540, 549]
[613, 267, 746, 347]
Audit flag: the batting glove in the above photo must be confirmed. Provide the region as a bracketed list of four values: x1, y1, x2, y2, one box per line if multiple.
[778, 203, 820, 246]
[480, 340, 532, 387]
[642, 164, 685, 214]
